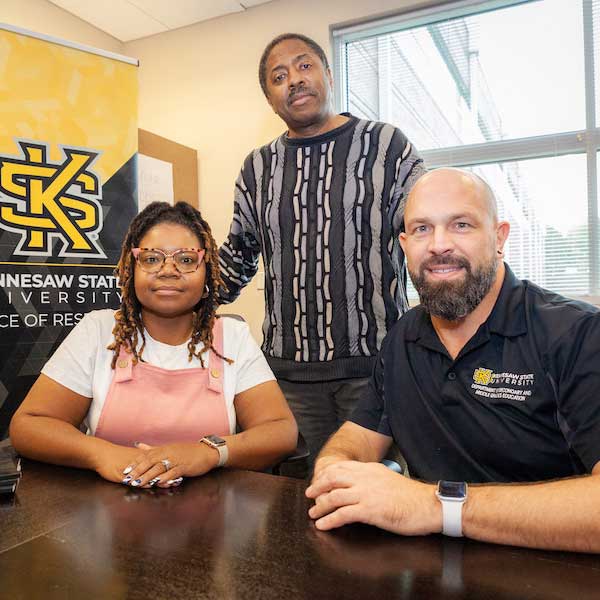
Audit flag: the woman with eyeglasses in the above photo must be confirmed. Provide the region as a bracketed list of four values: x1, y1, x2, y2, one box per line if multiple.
[10, 201, 297, 488]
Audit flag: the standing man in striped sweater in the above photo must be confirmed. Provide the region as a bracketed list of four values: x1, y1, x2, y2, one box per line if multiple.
[218, 33, 425, 467]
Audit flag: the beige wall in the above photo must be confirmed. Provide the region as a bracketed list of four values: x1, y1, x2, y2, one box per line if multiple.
[1, 0, 439, 340]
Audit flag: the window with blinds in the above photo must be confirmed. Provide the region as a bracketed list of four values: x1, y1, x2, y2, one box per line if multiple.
[333, 0, 600, 301]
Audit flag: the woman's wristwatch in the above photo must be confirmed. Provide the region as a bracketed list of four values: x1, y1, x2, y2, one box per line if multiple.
[200, 435, 228, 467]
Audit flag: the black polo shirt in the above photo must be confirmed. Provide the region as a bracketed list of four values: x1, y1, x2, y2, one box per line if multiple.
[351, 266, 600, 483]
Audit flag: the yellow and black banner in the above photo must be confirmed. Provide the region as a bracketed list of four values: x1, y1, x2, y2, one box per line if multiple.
[0, 24, 138, 434]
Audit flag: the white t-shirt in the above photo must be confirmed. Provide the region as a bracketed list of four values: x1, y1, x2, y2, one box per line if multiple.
[41, 309, 275, 435]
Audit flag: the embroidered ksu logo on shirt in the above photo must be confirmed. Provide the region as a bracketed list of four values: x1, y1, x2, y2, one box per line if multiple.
[471, 368, 535, 402]
[473, 368, 493, 385]
[0, 139, 105, 258]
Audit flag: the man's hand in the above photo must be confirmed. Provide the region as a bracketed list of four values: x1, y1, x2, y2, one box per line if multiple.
[306, 460, 442, 536]
[312, 454, 347, 481]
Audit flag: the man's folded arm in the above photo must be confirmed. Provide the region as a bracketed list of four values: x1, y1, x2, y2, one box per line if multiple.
[218, 163, 261, 304]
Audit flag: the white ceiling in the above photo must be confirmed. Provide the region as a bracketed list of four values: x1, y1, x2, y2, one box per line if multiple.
[48, 0, 275, 42]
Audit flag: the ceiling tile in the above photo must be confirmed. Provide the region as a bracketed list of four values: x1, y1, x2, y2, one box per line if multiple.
[127, 0, 243, 30]
[240, 0, 274, 6]
[48, 0, 279, 42]
[49, 0, 167, 41]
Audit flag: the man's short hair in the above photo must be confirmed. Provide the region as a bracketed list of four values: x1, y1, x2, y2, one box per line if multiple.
[258, 33, 330, 97]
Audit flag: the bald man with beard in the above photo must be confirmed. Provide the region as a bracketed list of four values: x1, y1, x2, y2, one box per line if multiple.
[306, 168, 600, 554]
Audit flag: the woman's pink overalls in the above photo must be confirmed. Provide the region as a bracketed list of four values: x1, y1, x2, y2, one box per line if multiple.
[95, 319, 230, 446]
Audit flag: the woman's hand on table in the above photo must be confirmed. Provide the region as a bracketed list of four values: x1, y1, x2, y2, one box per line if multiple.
[93, 444, 145, 484]
[118, 441, 220, 489]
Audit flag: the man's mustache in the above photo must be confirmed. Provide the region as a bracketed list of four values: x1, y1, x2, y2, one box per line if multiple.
[288, 86, 316, 105]
[420, 254, 470, 271]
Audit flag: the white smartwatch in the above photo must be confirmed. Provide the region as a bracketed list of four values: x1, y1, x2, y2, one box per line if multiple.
[200, 435, 228, 467]
[436, 480, 468, 537]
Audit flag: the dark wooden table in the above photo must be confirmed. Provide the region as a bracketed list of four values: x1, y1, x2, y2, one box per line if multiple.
[1, 460, 599, 599]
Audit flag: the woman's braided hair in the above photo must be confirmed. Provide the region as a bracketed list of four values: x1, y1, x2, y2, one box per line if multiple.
[108, 201, 231, 368]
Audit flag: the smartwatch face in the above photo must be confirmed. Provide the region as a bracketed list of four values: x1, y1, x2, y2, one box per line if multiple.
[438, 481, 467, 499]
[204, 434, 226, 446]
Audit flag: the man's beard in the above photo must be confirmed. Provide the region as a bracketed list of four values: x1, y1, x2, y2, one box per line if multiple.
[409, 254, 498, 321]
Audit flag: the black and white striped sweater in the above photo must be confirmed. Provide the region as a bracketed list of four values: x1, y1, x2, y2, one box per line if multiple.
[218, 114, 425, 381]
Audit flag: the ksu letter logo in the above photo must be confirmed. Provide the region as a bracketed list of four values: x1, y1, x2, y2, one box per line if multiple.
[0, 140, 105, 258]
[473, 368, 493, 385]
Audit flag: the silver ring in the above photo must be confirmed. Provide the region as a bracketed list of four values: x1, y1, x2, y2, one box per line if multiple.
[161, 459, 171, 472]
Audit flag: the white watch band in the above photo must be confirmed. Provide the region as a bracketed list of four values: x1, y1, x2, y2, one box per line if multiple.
[440, 498, 464, 537]
[200, 437, 228, 467]
[215, 443, 228, 467]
